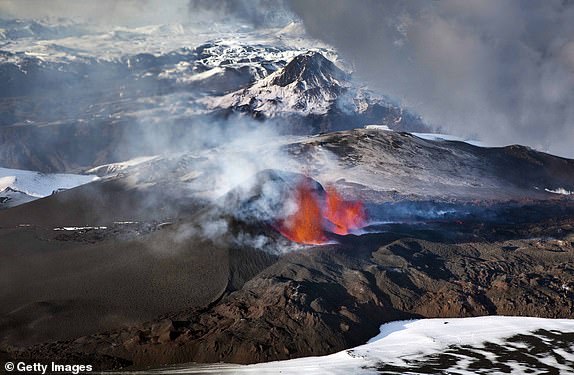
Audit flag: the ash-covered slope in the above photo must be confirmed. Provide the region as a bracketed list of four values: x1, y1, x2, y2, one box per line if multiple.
[2, 127, 574, 370]
[10, 227, 574, 369]
[2, 127, 573, 216]
[285, 128, 574, 202]
[0, 171, 280, 349]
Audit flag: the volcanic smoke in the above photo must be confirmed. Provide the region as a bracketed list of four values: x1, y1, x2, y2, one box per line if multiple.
[277, 180, 366, 244]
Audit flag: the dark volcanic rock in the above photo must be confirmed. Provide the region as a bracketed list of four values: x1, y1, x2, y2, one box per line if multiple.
[2, 133, 574, 371]
[0, 175, 280, 349]
[8, 219, 574, 370]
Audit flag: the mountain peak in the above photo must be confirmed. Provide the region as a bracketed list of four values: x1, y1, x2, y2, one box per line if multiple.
[271, 51, 349, 88]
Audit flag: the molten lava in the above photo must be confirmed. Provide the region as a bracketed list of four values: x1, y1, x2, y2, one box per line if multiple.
[277, 180, 327, 245]
[324, 186, 366, 235]
[277, 180, 367, 244]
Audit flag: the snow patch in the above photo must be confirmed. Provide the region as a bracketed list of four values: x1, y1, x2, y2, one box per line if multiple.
[0, 176, 17, 191]
[364, 124, 391, 131]
[85, 156, 159, 176]
[151, 316, 574, 374]
[53, 226, 108, 231]
[545, 187, 573, 195]
[412, 132, 488, 147]
[364, 125, 489, 147]
[0, 167, 97, 198]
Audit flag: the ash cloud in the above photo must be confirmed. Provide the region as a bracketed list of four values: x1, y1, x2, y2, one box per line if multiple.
[187, 0, 292, 28]
[0, 0, 293, 28]
[0, 0, 190, 26]
[286, 0, 574, 158]
[6, 1, 574, 158]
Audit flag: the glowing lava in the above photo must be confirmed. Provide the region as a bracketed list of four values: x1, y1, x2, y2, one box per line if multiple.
[277, 180, 367, 244]
[277, 180, 328, 245]
[324, 185, 366, 235]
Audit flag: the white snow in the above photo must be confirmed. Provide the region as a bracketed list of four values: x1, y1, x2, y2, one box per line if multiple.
[53, 226, 108, 231]
[545, 187, 573, 195]
[364, 125, 490, 148]
[159, 65, 224, 85]
[143, 316, 574, 374]
[412, 132, 489, 147]
[0, 167, 97, 198]
[85, 156, 159, 176]
[364, 124, 391, 131]
[1, 20, 320, 67]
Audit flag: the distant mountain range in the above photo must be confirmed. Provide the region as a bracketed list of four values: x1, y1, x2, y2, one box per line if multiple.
[0, 19, 426, 172]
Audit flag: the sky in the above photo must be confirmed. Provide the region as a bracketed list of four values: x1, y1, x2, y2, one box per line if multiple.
[0, 0, 190, 26]
[2, 0, 574, 157]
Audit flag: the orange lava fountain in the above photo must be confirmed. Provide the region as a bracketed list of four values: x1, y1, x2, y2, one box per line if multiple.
[324, 186, 366, 235]
[277, 181, 366, 244]
[277, 180, 327, 245]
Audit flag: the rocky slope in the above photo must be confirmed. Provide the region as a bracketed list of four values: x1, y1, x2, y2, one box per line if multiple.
[6, 217, 574, 369]
[1, 129, 574, 370]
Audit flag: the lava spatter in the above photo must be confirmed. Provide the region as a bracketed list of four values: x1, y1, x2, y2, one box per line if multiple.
[277, 180, 366, 244]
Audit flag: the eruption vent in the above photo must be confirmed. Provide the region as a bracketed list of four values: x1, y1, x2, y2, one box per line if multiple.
[277, 180, 366, 244]
[325, 186, 366, 235]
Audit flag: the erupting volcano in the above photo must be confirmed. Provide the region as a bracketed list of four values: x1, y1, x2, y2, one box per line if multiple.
[277, 180, 367, 244]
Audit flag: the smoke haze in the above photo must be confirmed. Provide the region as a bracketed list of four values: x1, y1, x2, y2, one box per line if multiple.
[2, 0, 574, 158]
[0, 0, 190, 26]
[287, 0, 574, 157]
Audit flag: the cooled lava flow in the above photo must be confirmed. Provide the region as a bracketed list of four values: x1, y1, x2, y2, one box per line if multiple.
[277, 180, 367, 244]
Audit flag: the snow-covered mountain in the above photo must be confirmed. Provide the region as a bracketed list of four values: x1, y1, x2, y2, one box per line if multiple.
[64, 126, 574, 220]
[208, 51, 350, 115]
[205, 51, 426, 133]
[0, 167, 96, 209]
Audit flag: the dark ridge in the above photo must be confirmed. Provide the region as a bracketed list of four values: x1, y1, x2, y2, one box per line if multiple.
[271, 52, 349, 88]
